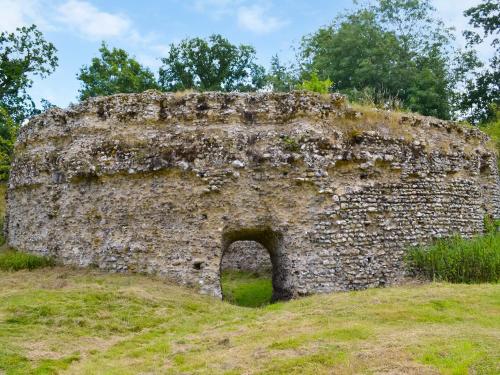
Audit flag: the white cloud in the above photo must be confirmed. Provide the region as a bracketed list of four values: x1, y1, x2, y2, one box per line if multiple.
[56, 0, 131, 39]
[0, 0, 52, 32]
[237, 5, 287, 34]
[191, 0, 287, 31]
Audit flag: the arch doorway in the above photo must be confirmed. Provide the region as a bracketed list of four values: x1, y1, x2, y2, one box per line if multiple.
[220, 227, 293, 307]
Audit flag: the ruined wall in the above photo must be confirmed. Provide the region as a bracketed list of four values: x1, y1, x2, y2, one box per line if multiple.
[6, 91, 500, 299]
[221, 241, 271, 273]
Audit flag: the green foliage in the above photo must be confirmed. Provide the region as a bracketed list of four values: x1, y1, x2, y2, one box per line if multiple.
[299, 72, 332, 94]
[300, 1, 458, 119]
[0, 25, 58, 123]
[484, 214, 500, 234]
[0, 250, 55, 271]
[77, 42, 159, 100]
[0, 25, 57, 180]
[221, 270, 273, 307]
[459, 0, 499, 124]
[158, 34, 265, 92]
[405, 232, 500, 284]
[265, 55, 298, 92]
[0, 108, 17, 181]
[480, 104, 500, 167]
[282, 135, 301, 152]
[464, 0, 499, 45]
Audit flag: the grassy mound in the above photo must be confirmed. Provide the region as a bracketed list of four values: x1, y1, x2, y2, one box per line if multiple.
[0, 268, 498, 374]
[221, 270, 273, 307]
[0, 250, 55, 271]
[406, 232, 500, 283]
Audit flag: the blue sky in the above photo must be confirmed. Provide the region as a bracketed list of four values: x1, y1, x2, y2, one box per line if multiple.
[0, 0, 492, 108]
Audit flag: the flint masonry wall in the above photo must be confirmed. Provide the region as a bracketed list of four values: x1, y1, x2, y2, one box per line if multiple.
[221, 241, 272, 273]
[6, 91, 500, 299]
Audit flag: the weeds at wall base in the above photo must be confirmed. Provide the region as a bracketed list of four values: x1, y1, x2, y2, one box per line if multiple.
[405, 232, 500, 284]
[0, 250, 55, 271]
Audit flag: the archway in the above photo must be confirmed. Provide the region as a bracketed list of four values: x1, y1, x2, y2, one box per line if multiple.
[220, 227, 293, 306]
[221, 241, 272, 273]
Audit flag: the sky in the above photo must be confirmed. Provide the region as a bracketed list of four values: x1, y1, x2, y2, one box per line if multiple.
[0, 0, 493, 108]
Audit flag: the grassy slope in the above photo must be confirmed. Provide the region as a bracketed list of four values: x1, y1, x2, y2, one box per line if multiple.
[0, 268, 498, 374]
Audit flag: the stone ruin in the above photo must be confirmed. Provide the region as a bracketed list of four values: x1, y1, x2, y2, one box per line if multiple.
[6, 91, 500, 300]
[221, 241, 271, 273]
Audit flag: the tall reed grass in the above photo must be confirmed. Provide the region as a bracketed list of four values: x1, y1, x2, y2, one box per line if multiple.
[405, 232, 499, 283]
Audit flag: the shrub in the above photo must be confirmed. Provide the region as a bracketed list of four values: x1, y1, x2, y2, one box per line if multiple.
[0, 250, 55, 271]
[299, 72, 332, 94]
[405, 232, 500, 283]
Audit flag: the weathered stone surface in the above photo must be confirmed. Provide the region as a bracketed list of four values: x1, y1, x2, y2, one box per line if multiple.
[221, 241, 272, 273]
[6, 90, 500, 300]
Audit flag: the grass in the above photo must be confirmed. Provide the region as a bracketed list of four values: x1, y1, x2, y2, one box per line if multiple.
[0, 268, 498, 374]
[481, 115, 500, 167]
[0, 176, 498, 373]
[0, 249, 55, 271]
[221, 270, 273, 307]
[406, 232, 500, 283]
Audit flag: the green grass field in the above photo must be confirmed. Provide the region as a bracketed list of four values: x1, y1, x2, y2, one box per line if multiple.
[221, 270, 273, 307]
[0, 266, 498, 374]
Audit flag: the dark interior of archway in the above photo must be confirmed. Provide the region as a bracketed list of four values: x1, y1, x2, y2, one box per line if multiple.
[220, 227, 292, 307]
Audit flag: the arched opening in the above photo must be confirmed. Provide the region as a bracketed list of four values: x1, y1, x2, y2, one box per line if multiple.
[221, 241, 273, 307]
[220, 227, 292, 307]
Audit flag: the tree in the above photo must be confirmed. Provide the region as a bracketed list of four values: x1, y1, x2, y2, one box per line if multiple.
[265, 55, 298, 92]
[158, 34, 265, 92]
[300, 0, 458, 119]
[0, 107, 17, 180]
[77, 43, 159, 101]
[460, 0, 499, 124]
[0, 25, 58, 123]
[0, 24, 57, 180]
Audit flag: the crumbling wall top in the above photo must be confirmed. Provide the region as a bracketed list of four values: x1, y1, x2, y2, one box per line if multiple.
[19, 90, 491, 145]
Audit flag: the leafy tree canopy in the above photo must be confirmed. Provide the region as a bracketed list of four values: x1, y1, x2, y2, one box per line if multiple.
[265, 55, 298, 92]
[77, 42, 159, 101]
[158, 34, 265, 92]
[0, 107, 17, 180]
[0, 24, 57, 180]
[464, 0, 499, 47]
[460, 0, 499, 124]
[0, 25, 58, 123]
[300, 0, 458, 119]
